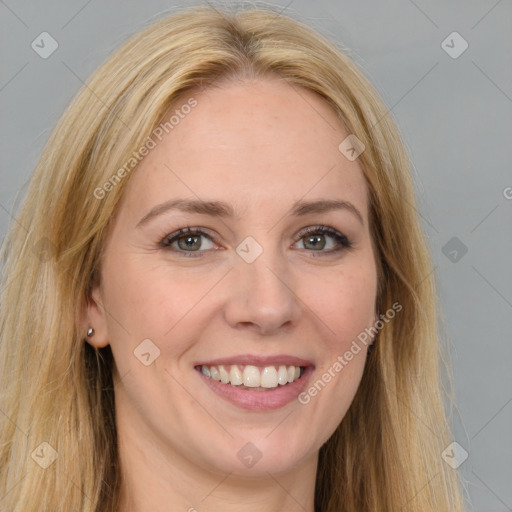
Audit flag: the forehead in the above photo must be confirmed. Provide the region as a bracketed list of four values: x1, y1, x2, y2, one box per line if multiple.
[120, 77, 368, 220]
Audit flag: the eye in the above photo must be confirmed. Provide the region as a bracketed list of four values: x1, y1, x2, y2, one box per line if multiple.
[160, 225, 352, 258]
[160, 227, 218, 257]
[292, 226, 352, 254]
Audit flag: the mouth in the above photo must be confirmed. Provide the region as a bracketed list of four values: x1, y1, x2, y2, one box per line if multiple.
[193, 355, 314, 411]
[195, 363, 306, 391]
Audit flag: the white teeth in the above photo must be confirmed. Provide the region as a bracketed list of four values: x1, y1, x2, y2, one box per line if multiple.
[219, 365, 230, 384]
[200, 363, 304, 389]
[210, 366, 221, 381]
[278, 365, 289, 385]
[243, 365, 260, 387]
[260, 366, 278, 388]
[229, 365, 243, 385]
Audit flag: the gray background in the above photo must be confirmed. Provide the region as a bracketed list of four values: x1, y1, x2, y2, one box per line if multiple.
[1, 1, 511, 510]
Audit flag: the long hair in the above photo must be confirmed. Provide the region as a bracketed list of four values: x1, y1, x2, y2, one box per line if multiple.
[0, 5, 465, 511]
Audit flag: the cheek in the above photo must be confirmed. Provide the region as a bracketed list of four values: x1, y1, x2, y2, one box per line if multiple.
[295, 262, 377, 433]
[307, 261, 378, 350]
[101, 255, 220, 358]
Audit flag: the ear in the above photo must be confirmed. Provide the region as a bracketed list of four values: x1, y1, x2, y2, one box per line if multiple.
[83, 283, 110, 348]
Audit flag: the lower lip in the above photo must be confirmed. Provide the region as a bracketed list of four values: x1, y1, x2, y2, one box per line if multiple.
[197, 367, 314, 411]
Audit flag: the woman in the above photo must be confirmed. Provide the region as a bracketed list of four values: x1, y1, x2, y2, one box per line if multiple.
[0, 5, 465, 511]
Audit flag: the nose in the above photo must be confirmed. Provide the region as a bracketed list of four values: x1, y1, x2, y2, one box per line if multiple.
[223, 248, 301, 336]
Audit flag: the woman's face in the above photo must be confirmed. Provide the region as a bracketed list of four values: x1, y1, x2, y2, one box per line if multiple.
[87, 77, 378, 478]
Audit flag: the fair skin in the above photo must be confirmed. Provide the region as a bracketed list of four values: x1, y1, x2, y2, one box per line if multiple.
[86, 77, 378, 512]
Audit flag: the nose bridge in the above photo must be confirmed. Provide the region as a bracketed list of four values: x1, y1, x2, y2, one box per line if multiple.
[224, 238, 300, 334]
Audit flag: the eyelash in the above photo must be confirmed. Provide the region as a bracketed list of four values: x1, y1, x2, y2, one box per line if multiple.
[159, 226, 352, 258]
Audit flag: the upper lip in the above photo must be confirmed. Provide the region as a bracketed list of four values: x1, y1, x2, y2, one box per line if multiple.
[194, 354, 314, 368]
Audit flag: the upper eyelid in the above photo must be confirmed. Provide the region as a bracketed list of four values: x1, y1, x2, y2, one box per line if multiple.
[295, 225, 342, 237]
[163, 226, 215, 238]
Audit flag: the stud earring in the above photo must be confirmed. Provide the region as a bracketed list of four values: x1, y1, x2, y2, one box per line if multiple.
[86, 327, 95, 337]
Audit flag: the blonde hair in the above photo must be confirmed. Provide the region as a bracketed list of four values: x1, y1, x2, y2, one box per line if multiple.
[0, 4, 465, 511]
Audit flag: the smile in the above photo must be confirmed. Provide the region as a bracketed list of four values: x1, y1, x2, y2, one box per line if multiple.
[197, 364, 305, 390]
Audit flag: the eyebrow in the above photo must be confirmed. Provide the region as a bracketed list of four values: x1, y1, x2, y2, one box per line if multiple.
[136, 197, 364, 228]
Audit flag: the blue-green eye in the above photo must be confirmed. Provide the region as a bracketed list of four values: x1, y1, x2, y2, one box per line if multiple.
[293, 226, 352, 253]
[160, 225, 352, 258]
[160, 227, 216, 256]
